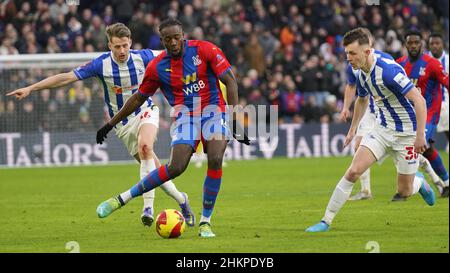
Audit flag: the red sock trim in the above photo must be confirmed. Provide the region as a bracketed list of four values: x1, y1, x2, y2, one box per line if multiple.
[207, 169, 222, 179]
[428, 149, 439, 161]
[158, 165, 170, 181]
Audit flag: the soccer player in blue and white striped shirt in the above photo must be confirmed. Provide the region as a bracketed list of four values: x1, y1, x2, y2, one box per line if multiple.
[306, 28, 433, 232]
[7, 23, 195, 227]
[341, 47, 394, 201]
[341, 29, 442, 201]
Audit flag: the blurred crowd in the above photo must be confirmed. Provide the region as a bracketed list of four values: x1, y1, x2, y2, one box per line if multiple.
[1, 0, 449, 133]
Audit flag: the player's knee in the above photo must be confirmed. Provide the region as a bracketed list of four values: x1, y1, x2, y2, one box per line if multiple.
[167, 162, 188, 178]
[347, 165, 365, 181]
[207, 154, 223, 169]
[138, 143, 154, 158]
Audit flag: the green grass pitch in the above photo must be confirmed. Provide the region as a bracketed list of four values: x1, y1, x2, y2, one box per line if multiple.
[0, 154, 448, 253]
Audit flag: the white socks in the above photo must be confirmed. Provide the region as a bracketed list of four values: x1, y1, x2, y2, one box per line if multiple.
[118, 159, 185, 207]
[200, 215, 211, 224]
[322, 177, 355, 225]
[119, 190, 132, 204]
[142, 159, 186, 206]
[160, 179, 185, 204]
[141, 160, 156, 209]
[360, 168, 371, 194]
[412, 174, 423, 195]
[419, 154, 442, 185]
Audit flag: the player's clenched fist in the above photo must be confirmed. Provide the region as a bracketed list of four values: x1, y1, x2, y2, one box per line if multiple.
[6, 87, 32, 100]
[231, 119, 250, 145]
[96, 123, 114, 144]
[414, 134, 427, 154]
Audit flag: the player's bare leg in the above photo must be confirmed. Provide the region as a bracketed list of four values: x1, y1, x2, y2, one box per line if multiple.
[199, 136, 228, 238]
[306, 146, 377, 232]
[136, 123, 194, 226]
[349, 136, 373, 201]
[394, 172, 435, 206]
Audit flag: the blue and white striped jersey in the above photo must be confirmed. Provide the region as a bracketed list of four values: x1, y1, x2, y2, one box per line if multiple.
[356, 54, 417, 135]
[346, 50, 394, 115]
[73, 49, 160, 126]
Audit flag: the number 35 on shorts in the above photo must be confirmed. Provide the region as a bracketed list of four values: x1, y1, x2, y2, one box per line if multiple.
[405, 146, 418, 161]
[140, 111, 152, 120]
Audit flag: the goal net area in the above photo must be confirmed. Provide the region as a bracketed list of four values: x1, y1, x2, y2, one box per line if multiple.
[0, 53, 172, 167]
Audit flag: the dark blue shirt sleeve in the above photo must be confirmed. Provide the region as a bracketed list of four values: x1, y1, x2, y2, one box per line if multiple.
[383, 65, 415, 96]
[73, 59, 99, 80]
[139, 49, 156, 67]
[346, 64, 357, 86]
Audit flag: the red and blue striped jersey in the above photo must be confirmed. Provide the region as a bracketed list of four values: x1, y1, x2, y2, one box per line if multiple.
[139, 40, 231, 114]
[397, 54, 449, 125]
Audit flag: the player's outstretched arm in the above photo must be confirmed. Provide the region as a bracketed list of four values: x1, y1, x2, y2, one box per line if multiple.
[344, 96, 368, 147]
[405, 87, 427, 154]
[6, 72, 78, 100]
[96, 92, 147, 144]
[340, 84, 356, 122]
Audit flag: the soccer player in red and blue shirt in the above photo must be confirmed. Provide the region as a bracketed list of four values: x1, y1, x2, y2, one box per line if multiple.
[95, 18, 250, 237]
[397, 30, 450, 197]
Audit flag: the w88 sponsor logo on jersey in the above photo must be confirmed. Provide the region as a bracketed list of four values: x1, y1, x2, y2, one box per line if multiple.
[183, 80, 206, 95]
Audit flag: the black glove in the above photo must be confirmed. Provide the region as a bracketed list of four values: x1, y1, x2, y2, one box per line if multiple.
[232, 119, 250, 145]
[96, 123, 113, 144]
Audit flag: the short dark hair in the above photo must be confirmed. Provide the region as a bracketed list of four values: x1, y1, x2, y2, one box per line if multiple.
[343, 27, 371, 46]
[159, 18, 183, 33]
[404, 30, 422, 41]
[429, 33, 444, 41]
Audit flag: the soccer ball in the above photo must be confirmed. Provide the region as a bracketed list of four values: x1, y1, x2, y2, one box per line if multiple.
[155, 209, 186, 238]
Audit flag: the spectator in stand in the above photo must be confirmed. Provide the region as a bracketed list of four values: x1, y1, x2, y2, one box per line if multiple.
[49, 0, 68, 22]
[1, 100, 18, 132]
[0, 37, 19, 55]
[1, 0, 448, 130]
[19, 100, 38, 132]
[244, 33, 266, 77]
[301, 95, 322, 123]
[279, 79, 304, 124]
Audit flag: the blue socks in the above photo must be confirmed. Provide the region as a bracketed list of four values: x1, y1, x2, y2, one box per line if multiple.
[202, 169, 222, 219]
[130, 165, 171, 198]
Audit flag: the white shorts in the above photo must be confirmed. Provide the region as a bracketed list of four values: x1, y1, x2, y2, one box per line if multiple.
[356, 110, 376, 137]
[437, 99, 449, 132]
[115, 105, 159, 156]
[360, 124, 419, 175]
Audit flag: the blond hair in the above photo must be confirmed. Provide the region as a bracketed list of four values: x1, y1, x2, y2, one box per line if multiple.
[105, 23, 131, 42]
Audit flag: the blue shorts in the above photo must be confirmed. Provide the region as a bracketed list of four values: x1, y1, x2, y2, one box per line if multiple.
[425, 123, 437, 144]
[170, 111, 231, 152]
